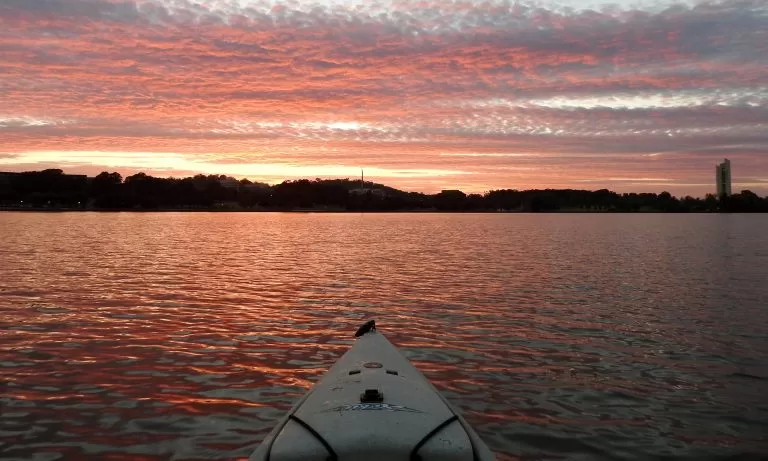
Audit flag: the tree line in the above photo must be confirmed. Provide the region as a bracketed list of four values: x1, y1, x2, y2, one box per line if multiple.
[1, 169, 766, 212]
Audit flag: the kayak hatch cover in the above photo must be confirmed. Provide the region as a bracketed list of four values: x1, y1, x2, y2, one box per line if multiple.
[249, 320, 496, 461]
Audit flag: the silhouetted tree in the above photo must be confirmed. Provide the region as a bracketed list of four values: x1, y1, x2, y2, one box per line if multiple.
[434, 190, 467, 211]
[3, 169, 768, 212]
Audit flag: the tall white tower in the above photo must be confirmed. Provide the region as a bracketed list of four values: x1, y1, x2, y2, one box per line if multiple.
[715, 159, 732, 197]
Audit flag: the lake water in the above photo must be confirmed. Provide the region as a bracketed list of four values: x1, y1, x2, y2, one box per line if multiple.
[1, 212, 767, 461]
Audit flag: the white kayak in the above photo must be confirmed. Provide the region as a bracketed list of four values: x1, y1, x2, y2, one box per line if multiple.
[250, 320, 496, 461]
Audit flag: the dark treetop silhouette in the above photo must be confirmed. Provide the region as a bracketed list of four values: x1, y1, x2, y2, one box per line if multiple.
[1, 169, 766, 212]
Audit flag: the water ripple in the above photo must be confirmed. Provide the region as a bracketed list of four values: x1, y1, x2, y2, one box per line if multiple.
[1, 212, 767, 460]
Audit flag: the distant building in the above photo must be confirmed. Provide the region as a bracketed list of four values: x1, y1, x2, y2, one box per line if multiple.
[349, 168, 386, 197]
[349, 186, 386, 197]
[715, 158, 732, 197]
[349, 188, 386, 198]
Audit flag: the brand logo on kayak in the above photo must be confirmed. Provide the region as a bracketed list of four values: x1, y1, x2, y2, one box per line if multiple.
[325, 403, 423, 413]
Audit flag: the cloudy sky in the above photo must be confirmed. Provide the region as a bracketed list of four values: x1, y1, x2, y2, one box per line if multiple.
[1, 0, 766, 195]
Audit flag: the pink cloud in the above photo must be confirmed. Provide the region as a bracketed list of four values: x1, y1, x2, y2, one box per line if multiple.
[0, 0, 766, 195]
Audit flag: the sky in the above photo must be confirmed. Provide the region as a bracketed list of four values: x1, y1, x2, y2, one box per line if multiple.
[1, 0, 767, 196]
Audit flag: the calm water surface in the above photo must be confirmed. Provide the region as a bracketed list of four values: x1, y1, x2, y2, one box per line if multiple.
[1, 212, 767, 461]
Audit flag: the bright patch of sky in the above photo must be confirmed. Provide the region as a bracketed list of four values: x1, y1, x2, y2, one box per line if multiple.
[0, 117, 69, 128]
[209, 120, 387, 135]
[0, 151, 469, 180]
[530, 89, 768, 110]
[470, 88, 768, 110]
[439, 152, 538, 157]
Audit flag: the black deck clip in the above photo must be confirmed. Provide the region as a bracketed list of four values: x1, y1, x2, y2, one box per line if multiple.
[354, 319, 376, 337]
[360, 388, 384, 403]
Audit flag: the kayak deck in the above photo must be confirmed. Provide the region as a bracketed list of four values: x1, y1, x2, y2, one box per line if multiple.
[250, 321, 495, 461]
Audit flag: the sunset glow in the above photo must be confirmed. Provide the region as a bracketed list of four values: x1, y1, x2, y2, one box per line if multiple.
[1, 0, 766, 195]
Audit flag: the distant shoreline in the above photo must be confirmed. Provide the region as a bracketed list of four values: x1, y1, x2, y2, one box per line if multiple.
[3, 169, 766, 213]
[0, 206, 735, 214]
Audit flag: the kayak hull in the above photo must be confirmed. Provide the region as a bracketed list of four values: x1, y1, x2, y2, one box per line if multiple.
[250, 327, 495, 461]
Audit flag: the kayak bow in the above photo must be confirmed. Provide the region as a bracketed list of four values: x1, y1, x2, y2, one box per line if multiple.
[250, 320, 496, 461]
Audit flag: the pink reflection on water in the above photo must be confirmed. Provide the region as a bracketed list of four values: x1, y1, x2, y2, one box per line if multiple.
[1, 212, 767, 460]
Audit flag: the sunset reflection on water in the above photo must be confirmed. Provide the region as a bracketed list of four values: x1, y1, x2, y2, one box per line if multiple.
[1, 212, 767, 460]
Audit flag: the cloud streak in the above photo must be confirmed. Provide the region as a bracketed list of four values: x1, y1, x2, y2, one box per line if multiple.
[0, 0, 766, 194]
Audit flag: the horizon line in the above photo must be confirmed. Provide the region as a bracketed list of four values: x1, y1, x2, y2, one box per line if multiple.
[1, 168, 762, 200]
